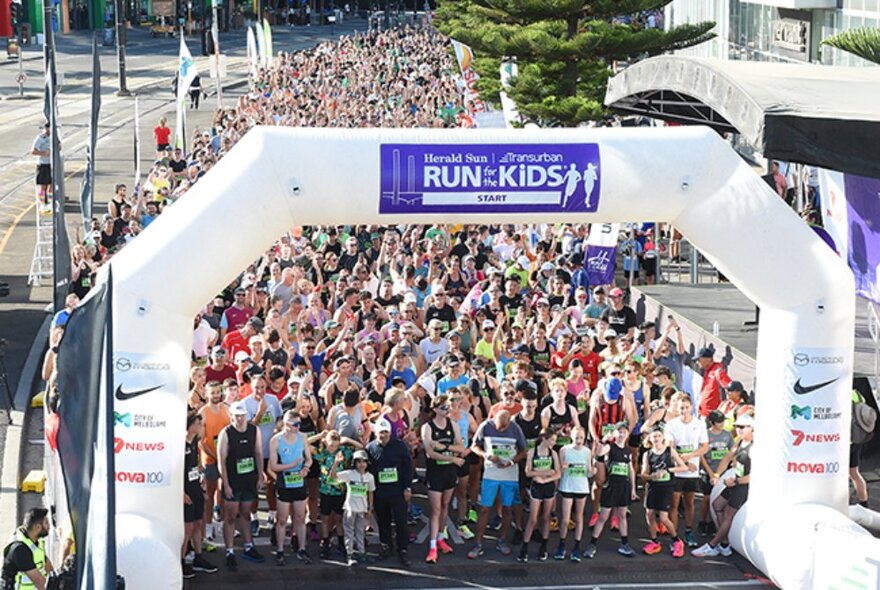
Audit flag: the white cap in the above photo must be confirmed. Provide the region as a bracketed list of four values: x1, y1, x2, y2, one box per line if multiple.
[234, 351, 251, 362]
[734, 413, 755, 428]
[229, 401, 248, 416]
[603, 329, 618, 339]
[416, 373, 436, 397]
[482, 319, 495, 329]
[374, 419, 392, 433]
[540, 261, 555, 272]
[517, 255, 530, 268]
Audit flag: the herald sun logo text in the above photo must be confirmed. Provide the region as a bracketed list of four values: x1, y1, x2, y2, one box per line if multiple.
[790, 430, 840, 446]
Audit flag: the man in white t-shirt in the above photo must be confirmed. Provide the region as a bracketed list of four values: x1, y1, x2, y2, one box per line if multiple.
[664, 392, 708, 549]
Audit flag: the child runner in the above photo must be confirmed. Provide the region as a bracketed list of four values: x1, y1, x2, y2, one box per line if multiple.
[330, 449, 376, 567]
[584, 423, 637, 559]
[518, 428, 561, 562]
[555, 426, 595, 561]
[640, 427, 693, 557]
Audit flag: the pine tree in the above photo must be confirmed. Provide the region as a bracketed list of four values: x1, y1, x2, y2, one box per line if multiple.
[821, 27, 880, 65]
[435, 0, 715, 127]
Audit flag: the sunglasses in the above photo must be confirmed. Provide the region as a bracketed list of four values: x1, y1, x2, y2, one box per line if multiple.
[436, 405, 450, 412]
[285, 421, 301, 428]
[735, 424, 751, 429]
[610, 371, 621, 376]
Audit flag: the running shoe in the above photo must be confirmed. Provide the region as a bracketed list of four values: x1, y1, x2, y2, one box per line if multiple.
[517, 546, 528, 563]
[582, 544, 597, 559]
[182, 561, 195, 579]
[570, 550, 581, 563]
[336, 544, 348, 561]
[718, 544, 733, 557]
[275, 551, 285, 566]
[488, 515, 502, 530]
[467, 508, 478, 523]
[202, 540, 219, 553]
[549, 517, 559, 532]
[213, 505, 221, 522]
[554, 545, 566, 560]
[250, 517, 260, 537]
[458, 524, 475, 540]
[296, 549, 312, 564]
[356, 553, 374, 565]
[684, 530, 697, 548]
[618, 543, 635, 558]
[538, 546, 548, 561]
[410, 504, 423, 518]
[588, 512, 599, 528]
[437, 538, 454, 554]
[672, 539, 685, 558]
[642, 540, 662, 555]
[347, 556, 358, 567]
[192, 554, 218, 573]
[610, 515, 620, 530]
[398, 550, 412, 567]
[467, 543, 484, 559]
[426, 547, 438, 564]
[225, 553, 238, 571]
[378, 545, 392, 561]
[319, 543, 330, 560]
[242, 546, 265, 563]
[497, 539, 512, 556]
[692, 543, 719, 557]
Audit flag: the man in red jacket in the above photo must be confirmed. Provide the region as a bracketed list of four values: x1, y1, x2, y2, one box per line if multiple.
[696, 347, 732, 417]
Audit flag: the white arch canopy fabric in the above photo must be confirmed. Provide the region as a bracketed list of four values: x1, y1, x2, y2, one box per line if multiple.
[103, 126, 865, 589]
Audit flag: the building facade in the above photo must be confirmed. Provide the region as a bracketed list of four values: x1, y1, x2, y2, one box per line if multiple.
[666, 0, 880, 66]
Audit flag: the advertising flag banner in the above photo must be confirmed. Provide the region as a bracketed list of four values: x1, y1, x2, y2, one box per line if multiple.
[174, 35, 198, 151]
[585, 223, 620, 286]
[450, 39, 485, 115]
[379, 143, 601, 215]
[79, 34, 100, 227]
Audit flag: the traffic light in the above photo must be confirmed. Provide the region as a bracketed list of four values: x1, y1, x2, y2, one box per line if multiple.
[9, 0, 21, 35]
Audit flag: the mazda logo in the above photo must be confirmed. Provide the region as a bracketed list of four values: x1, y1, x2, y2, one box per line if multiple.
[793, 353, 809, 367]
[116, 358, 132, 372]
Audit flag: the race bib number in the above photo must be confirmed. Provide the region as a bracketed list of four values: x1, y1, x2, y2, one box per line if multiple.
[677, 446, 694, 455]
[350, 482, 368, 497]
[378, 468, 399, 484]
[577, 399, 587, 413]
[236, 457, 255, 475]
[567, 464, 587, 478]
[533, 457, 553, 471]
[527, 439, 537, 450]
[493, 445, 514, 461]
[610, 462, 629, 477]
[735, 464, 745, 478]
[82, 276, 91, 288]
[283, 472, 304, 488]
[259, 411, 275, 426]
[436, 459, 453, 466]
[556, 435, 571, 447]
[601, 424, 616, 437]
[710, 449, 727, 461]
[188, 467, 200, 482]
[654, 471, 671, 483]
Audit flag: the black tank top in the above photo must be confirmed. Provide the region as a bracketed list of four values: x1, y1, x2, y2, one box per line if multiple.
[547, 403, 573, 446]
[530, 446, 556, 473]
[224, 423, 258, 491]
[515, 412, 542, 450]
[427, 418, 456, 470]
[735, 442, 752, 479]
[299, 414, 317, 437]
[605, 443, 632, 483]
[184, 436, 201, 493]
[647, 447, 673, 487]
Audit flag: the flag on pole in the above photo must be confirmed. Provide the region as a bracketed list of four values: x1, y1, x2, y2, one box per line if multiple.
[584, 223, 620, 286]
[174, 33, 198, 152]
[79, 33, 100, 228]
[55, 268, 117, 590]
[450, 39, 486, 115]
[262, 18, 273, 68]
[255, 23, 266, 69]
[246, 26, 258, 78]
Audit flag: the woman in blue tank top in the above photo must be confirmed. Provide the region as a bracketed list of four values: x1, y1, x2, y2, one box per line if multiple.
[623, 361, 649, 474]
[269, 410, 313, 565]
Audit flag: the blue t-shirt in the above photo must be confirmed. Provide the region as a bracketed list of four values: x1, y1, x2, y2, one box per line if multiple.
[437, 374, 469, 395]
[389, 367, 417, 388]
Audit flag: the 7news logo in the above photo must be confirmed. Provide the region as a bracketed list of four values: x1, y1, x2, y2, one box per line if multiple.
[791, 429, 840, 446]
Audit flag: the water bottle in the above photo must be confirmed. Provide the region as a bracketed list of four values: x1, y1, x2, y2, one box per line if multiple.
[712, 321, 719, 336]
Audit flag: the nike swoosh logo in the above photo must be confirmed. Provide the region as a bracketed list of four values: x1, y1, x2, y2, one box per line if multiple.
[115, 384, 163, 401]
[793, 378, 838, 395]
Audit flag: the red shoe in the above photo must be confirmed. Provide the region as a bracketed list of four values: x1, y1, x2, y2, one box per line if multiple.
[426, 547, 438, 563]
[589, 512, 599, 528]
[611, 515, 620, 531]
[672, 539, 685, 558]
[437, 538, 453, 554]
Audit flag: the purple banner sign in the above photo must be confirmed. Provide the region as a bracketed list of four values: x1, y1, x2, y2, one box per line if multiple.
[585, 244, 616, 286]
[845, 174, 880, 302]
[379, 143, 601, 214]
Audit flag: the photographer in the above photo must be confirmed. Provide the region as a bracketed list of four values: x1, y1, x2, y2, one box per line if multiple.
[1, 508, 52, 590]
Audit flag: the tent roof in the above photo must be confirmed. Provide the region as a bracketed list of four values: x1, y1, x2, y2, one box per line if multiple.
[604, 56, 880, 178]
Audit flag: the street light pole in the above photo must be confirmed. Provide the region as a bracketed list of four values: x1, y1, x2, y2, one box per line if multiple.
[115, 0, 130, 95]
[212, 0, 222, 107]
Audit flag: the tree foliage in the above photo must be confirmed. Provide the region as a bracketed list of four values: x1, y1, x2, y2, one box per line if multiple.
[821, 27, 880, 65]
[435, 0, 715, 126]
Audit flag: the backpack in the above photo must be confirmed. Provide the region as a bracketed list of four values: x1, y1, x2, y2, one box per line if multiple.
[852, 391, 877, 445]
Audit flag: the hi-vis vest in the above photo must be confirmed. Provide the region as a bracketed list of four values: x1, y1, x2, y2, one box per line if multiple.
[12, 529, 45, 590]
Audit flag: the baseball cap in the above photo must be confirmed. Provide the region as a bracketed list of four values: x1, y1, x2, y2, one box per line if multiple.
[374, 419, 392, 434]
[609, 287, 624, 297]
[246, 317, 264, 331]
[516, 255, 530, 268]
[540, 262, 555, 272]
[512, 343, 530, 354]
[324, 320, 339, 329]
[604, 377, 622, 402]
[482, 319, 495, 330]
[603, 329, 618, 339]
[353, 450, 369, 461]
[416, 373, 436, 396]
[514, 379, 537, 396]
[234, 351, 250, 363]
[707, 410, 725, 424]
[428, 319, 443, 329]
[728, 380, 744, 392]
[234, 287, 246, 294]
[388, 322, 400, 331]
[734, 414, 755, 428]
[593, 287, 605, 295]
[536, 297, 550, 306]
[211, 346, 227, 358]
[447, 331, 461, 340]
[698, 347, 715, 359]
[229, 401, 248, 416]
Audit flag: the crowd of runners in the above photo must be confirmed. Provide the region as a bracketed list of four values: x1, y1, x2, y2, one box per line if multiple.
[53, 21, 769, 583]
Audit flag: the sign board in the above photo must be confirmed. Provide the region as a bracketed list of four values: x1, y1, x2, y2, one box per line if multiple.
[379, 143, 601, 215]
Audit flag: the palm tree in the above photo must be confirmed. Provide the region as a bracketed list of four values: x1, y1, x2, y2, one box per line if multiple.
[821, 27, 880, 65]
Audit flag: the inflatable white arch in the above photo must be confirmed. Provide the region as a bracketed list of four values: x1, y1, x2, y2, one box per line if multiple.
[105, 126, 868, 589]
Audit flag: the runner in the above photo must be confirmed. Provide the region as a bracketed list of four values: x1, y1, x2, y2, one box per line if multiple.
[664, 392, 709, 548]
[555, 426, 594, 561]
[216, 401, 265, 570]
[183, 413, 218, 578]
[366, 419, 414, 567]
[268, 410, 313, 566]
[198, 380, 230, 545]
[640, 427, 693, 558]
[448, 387, 478, 540]
[422, 394, 466, 563]
[517, 428, 560, 562]
[698, 410, 734, 537]
[243, 373, 283, 535]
